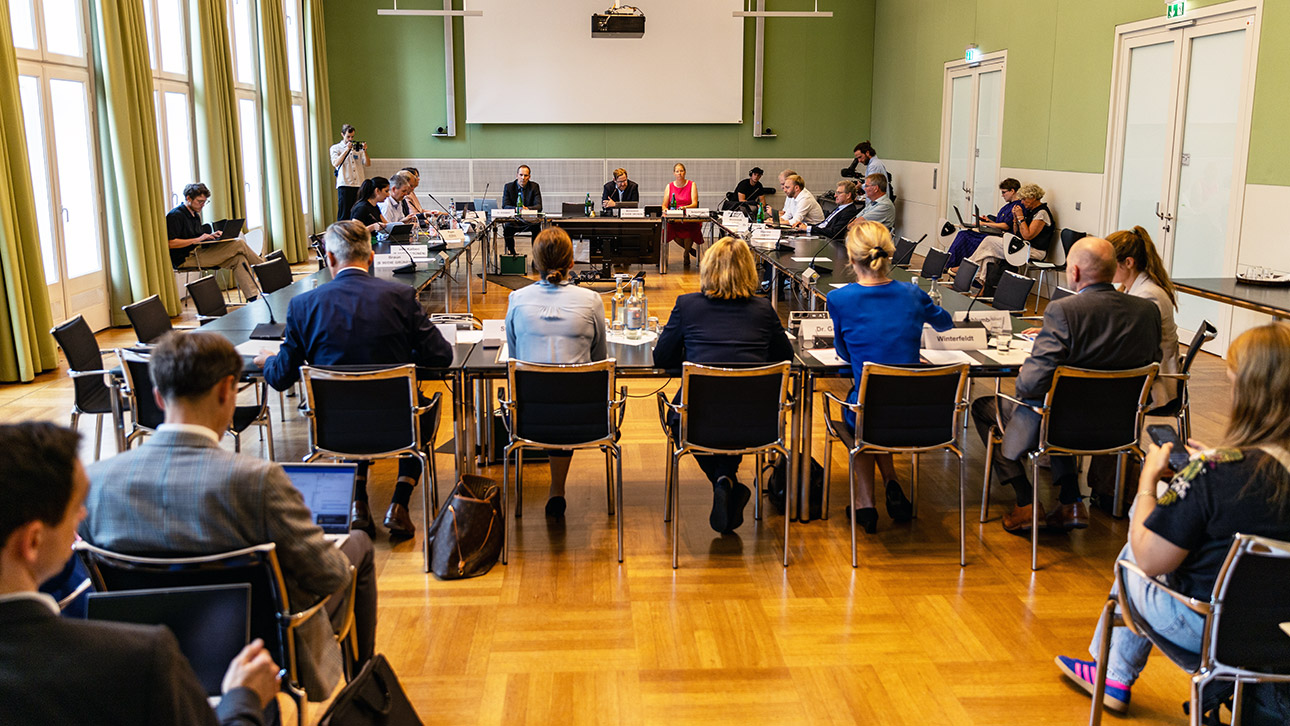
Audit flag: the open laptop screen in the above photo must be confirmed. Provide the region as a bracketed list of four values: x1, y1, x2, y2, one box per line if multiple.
[279, 463, 356, 535]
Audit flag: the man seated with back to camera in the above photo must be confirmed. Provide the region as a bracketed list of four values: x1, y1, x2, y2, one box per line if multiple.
[81, 331, 378, 703]
[0, 421, 280, 726]
[970, 237, 1162, 533]
[257, 221, 454, 539]
[502, 164, 543, 255]
[167, 182, 265, 300]
[602, 167, 640, 209]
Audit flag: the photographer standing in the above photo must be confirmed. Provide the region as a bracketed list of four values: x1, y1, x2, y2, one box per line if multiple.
[330, 124, 370, 221]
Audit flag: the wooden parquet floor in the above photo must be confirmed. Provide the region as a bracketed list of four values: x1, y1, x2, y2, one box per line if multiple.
[4, 247, 1230, 725]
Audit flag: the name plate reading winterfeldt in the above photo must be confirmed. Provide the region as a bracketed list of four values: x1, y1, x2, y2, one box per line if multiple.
[921, 325, 988, 350]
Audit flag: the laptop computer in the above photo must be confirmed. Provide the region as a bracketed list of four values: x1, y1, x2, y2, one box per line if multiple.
[383, 223, 413, 245]
[86, 584, 251, 697]
[207, 218, 245, 240]
[279, 462, 357, 536]
[454, 201, 476, 212]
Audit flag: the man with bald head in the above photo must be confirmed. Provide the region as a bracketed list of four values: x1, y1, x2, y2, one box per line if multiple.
[971, 237, 1162, 533]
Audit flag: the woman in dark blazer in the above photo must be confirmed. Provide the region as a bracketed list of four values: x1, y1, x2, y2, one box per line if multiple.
[653, 236, 794, 533]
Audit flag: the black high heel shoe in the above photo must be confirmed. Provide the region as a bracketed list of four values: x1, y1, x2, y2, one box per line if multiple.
[885, 480, 914, 522]
[845, 506, 879, 534]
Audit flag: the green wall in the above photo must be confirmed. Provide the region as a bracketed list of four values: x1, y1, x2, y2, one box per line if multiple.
[323, 0, 875, 159]
[870, 0, 1290, 185]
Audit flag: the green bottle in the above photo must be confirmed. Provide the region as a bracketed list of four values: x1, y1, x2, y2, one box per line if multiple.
[584, 193, 592, 217]
[668, 194, 676, 210]
[756, 201, 765, 223]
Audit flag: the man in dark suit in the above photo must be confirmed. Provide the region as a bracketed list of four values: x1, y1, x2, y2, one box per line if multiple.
[258, 221, 454, 537]
[501, 164, 543, 255]
[806, 180, 862, 239]
[971, 237, 1162, 533]
[87, 332, 377, 701]
[601, 167, 640, 209]
[0, 422, 278, 725]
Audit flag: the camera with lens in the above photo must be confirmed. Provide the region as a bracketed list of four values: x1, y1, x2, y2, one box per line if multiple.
[351, 140, 365, 151]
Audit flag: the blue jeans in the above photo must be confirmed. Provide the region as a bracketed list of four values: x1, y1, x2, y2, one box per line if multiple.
[1090, 540, 1206, 685]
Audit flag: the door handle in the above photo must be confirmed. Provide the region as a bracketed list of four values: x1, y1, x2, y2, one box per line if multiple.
[61, 207, 69, 223]
[1155, 202, 1164, 220]
[961, 182, 971, 194]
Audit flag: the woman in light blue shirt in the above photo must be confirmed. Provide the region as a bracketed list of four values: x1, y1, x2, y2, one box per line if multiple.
[504, 227, 608, 517]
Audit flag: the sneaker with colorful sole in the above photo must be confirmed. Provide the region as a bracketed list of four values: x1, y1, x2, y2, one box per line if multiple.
[1055, 655, 1131, 714]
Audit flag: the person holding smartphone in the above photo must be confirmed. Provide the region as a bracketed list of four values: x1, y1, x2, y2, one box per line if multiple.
[1055, 323, 1290, 716]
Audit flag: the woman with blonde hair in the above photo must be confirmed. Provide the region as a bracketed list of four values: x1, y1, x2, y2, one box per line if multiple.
[1109, 226, 1180, 406]
[504, 227, 608, 518]
[826, 220, 954, 532]
[654, 236, 793, 533]
[1057, 323, 1290, 716]
[963, 182, 1054, 284]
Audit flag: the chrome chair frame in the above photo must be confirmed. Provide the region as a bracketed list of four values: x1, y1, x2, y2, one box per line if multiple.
[982, 363, 1158, 570]
[1146, 320, 1218, 441]
[299, 364, 441, 572]
[655, 361, 794, 569]
[1088, 535, 1290, 726]
[114, 349, 164, 448]
[822, 363, 971, 567]
[73, 540, 358, 726]
[51, 315, 120, 460]
[498, 359, 627, 564]
[1030, 227, 1083, 314]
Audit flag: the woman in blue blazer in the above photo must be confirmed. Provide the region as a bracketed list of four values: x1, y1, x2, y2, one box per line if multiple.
[654, 237, 793, 533]
[826, 220, 953, 533]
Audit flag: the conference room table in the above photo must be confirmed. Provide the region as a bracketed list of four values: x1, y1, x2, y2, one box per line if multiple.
[1173, 276, 1290, 319]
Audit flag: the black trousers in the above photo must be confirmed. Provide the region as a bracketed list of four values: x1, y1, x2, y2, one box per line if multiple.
[667, 407, 741, 485]
[337, 186, 358, 221]
[326, 530, 378, 666]
[970, 395, 1080, 506]
[503, 220, 542, 252]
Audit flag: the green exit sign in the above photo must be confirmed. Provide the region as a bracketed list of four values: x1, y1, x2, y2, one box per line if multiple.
[1167, 0, 1185, 18]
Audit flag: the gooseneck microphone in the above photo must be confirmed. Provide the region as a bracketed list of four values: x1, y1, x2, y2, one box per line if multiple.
[392, 243, 417, 275]
[801, 239, 834, 287]
[244, 261, 285, 340]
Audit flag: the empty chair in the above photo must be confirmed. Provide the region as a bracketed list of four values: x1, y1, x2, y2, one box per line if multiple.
[950, 258, 979, 294]
[264, 249, 286, 263]
[1032, 228, 1083, 312]
[186, 274, 233, 322]
[1146, 320, 1218, 440]
[561, 202, 586, 217]
[989, 271, 1035, 312]
[918, 247, 950, 281]
[308, 233, 326, 269]
[122, 294, 173, 344]
[892, 237, 917, 268]
[115, 349, 166, 447]
[50, 316, 119, 460]
[251, 257, 293, 295]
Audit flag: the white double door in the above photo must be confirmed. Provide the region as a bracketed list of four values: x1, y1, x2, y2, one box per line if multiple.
[1106, 4, 1260, 349]
[17, 62, 109, 330]
[940, 54, 1006, 223]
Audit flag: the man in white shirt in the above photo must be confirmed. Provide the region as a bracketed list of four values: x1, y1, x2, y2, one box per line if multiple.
[329, 124, 369, 222]
[781, 174, 824, 226]
[380, 172, 420, 227]
[777, 169, 798, 223]
[852, 173, 896, 232]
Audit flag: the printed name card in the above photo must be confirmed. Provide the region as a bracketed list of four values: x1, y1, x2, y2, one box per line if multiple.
[664, 209, 686, 218]
[751, 228, 782, 243]
[391, 244, 430, 259]
[438, 229, 466, 246]
[921, 324, 989, 350]
[543, 211, 563, 218]
[620, 208, 646, 218]
[492, 208, 516, 218]
[686, 208, 711, 218]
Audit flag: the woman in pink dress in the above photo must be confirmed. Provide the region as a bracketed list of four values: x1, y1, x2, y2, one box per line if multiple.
[664, 163, 703, 266]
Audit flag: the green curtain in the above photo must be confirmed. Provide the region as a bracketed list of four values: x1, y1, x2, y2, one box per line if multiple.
[90, 0, 177, 322]
[255, 0, 306, 263]
[304, 0, 334, 230]
[189, 0, 244, 222]
[0, 0, 57, 382]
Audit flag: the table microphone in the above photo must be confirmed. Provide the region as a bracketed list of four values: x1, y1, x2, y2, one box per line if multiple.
[392, 244, 418, 274]
[801, 239, 833, 286]
[958, 281, 989, 330]
[426, 192, 454, 217]
[244, 262, 285, 340]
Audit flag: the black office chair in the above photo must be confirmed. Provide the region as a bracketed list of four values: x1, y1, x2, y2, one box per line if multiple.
[265, 249, 286, 263]
[50, 316, 119, 460]
[74, 540, 358, 726]
[299, 364, 441, 572]
[308, 233, 326, 270]
[822, 363, 971, 567]
[1031, 228, 1084, 313]
[1087, 534, 1290, 726]
[987, 271, 1035, 312]
[655, 362, 794, 569]
[644, 205, 663, 217]
[981, 363, 1158, 570]
[1146, 320, 1218, 440]
[562, 202, 586, 217]
[950, 259, 979, 294]
[252, 257, 293, 294]
[892, 237, 917, 268]
[122, 294, 173, 344]
[185, 274, 240, 323]
[917, 247, 950, 281]
[498, 359, 627, 563]
[1050, 285, 1076, 302]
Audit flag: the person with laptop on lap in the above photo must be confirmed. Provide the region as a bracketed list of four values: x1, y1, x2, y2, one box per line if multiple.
[167, 182, 265, 301]
[0, 421, 279, 725]
[257, 220, 454, 540]
[82, 332, 379, 703]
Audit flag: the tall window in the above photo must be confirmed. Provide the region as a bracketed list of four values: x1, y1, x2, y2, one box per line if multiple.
[228, 0, 263, 232]
[284, 0, 310, 229]
[11, 0, 110, 329]
[142, 0, 196, 210]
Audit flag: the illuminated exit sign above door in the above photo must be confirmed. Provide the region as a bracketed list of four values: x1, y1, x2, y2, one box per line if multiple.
[1167, 1, 1185, 18]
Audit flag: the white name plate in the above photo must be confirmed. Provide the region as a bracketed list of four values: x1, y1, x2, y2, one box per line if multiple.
[392, 244, 430, 259]
[953, 309, 1013, 335]
[620, 208, 646, 218]
[922, 324, 988, 350]
[751, 228, 782, 243]
[663, 209, 686, 218]
[686, 208, 711, 218]
[438, 229, 466, 246]
[798, 318, 834, 347]
[544, 212, 563, 218]
[372, 254, 406, 269]
[492, 208, 516, 218]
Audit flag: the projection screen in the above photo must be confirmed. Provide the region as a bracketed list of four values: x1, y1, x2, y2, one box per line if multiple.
[463, 0, 744, 124]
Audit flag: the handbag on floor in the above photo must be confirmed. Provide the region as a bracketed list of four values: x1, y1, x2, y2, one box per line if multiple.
[426, 474, 502, 580]
[317, 654, 422, 726]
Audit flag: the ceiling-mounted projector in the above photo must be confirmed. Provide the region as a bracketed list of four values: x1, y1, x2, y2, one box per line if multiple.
[592, 2, 645, 38]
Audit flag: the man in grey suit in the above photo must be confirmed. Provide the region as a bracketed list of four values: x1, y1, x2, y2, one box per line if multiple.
[81, 332, 378, 702]
[0, 422, 279, 725]
[971, 238, 1162, 533]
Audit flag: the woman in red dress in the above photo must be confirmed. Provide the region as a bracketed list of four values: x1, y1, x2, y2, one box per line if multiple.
[664, 163, 702, 266]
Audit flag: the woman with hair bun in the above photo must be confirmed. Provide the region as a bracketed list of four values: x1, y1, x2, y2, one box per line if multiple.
[349, 176, 391, 234]
[1109, 226, 1180, 407]
[826, 220, 954, 533]
[504, 227, 608, 518]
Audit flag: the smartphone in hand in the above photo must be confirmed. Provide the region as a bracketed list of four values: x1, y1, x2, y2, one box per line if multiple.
[1146, 424, 1191, 472]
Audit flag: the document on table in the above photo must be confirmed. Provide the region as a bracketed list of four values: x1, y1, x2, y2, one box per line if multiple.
[919, 349, 974, 365]
[806, 348, 847, 366]
[495, 343, 509, 363]
[830, 283, 848, 289]
[791, 257, 819, 263]
[235, 340, 280, 356]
